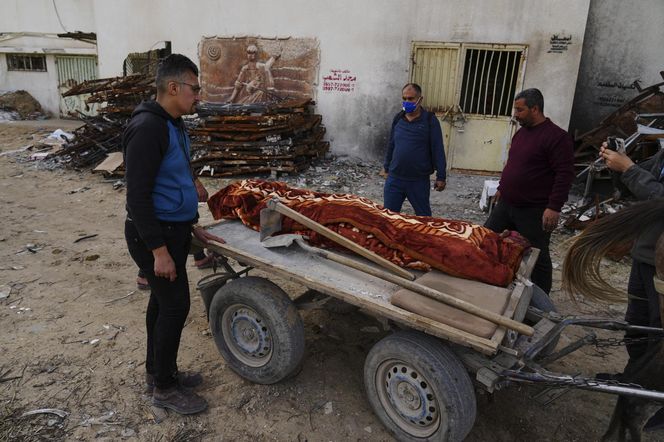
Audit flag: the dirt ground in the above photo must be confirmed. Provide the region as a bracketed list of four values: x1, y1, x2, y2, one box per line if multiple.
[0, 119, 657, 441]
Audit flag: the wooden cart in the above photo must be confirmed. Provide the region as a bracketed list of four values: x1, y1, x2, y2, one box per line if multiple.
[196, 220, 664, 441]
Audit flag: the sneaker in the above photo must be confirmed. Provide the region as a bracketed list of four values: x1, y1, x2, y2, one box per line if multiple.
[152, 385, 208, 415]
[145, 371, 203, 394]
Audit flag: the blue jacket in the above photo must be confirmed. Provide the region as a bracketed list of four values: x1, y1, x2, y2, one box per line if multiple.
[123, 101, 198, 250]
[383, 110, 446, 181]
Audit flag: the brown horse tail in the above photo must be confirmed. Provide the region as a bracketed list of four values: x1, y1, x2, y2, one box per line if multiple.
[562, 198, 664, 303]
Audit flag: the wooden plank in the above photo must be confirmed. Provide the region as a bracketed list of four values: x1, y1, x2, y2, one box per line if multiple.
[92, 152, 123, 174]
[490, 282, 527, 347]
[511, 283, 533, 324]
[518, 248, 540, 280]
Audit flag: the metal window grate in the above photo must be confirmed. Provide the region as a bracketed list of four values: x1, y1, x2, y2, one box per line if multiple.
[7, 54, 47, 72]
[412, 46, 459, 112]
[459, 49, 522, 117]
[56, 56, 98, 88]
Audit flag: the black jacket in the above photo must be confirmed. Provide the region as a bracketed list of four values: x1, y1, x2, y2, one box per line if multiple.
[123, 101, 198, 250]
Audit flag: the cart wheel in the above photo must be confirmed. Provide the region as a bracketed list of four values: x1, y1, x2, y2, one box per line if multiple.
[209, 276, 305, 384]
[525, 284, 559, 357]
[364, 331, 476, 441]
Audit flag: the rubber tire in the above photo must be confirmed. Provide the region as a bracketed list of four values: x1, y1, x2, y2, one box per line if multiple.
[525, 284, 559, 357]
[209, 276, 305, 384]
[364, 331, 477, 442]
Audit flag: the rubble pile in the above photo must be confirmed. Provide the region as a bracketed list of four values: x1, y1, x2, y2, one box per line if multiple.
[190, 98, 329, 177]
[561, 197, 625, 230]
[0, 90, 47, 120]
[574, 72, 664, 199]
[53, 74, 155, 169]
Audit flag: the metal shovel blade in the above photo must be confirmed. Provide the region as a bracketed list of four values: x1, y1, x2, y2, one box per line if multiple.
[259, 207, 283, 241]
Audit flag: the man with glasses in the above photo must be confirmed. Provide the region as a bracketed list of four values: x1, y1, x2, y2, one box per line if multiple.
[123, 54, 223, 414]
[382, 83, 447, 217]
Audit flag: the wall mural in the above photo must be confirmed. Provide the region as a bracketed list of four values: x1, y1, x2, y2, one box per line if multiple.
[199, 37, 320, 103]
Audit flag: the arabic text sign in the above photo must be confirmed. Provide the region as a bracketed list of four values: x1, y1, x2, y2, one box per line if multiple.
[548, 34, 572, 54]
[322, 69, 357, 93]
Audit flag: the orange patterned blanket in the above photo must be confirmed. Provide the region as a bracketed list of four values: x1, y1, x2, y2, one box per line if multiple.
[208, 179, 529, 287]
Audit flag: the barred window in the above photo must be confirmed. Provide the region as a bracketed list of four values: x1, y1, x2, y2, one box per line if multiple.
[7, 54, 47, 72]
[459, 49, 522, 117]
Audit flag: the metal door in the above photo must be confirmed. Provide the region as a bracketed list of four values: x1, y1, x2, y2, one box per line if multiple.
[56, 55, 99, 117]
[450, 44, 527, 173]
[410, 42, 460, 161]
[411, 43, 527, 173]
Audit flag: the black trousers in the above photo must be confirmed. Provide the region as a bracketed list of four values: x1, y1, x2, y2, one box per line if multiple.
[125, 219, 192, 389]
[625, 260, 661, 361]
[484, 200, 552, 293]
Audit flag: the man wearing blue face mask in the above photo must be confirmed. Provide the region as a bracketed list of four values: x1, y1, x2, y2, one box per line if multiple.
[382, 83, 446, 216]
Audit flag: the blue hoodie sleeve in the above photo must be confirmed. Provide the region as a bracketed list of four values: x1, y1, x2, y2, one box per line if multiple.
[430, 114, 446, 180]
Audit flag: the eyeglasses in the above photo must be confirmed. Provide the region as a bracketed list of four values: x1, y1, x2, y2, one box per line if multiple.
[176, 81, 202, 94]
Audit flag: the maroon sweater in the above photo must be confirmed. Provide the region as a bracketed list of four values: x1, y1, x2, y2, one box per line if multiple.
[498, 118, 574, 212]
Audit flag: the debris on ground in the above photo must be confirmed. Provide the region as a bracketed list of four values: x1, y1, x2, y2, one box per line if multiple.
[48, 74, 155, 169]
[561, 198, 634, 261]
[0, 90, 48, 120]
[561, 197, 625, 231]
[191, 98, 329, 177]
[26, 129, 75, 160]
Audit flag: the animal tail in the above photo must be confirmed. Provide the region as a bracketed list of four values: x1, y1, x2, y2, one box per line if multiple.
[562, 198, 664, 303]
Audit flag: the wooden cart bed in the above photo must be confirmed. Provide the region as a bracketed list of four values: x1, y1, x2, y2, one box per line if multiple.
[204, 220, 538, 355]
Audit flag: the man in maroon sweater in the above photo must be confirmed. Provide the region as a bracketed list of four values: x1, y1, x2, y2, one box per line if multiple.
[485, 88, 574, 293]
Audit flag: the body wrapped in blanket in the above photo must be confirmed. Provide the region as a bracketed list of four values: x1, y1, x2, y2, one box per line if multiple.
[208, 180, 530, 287]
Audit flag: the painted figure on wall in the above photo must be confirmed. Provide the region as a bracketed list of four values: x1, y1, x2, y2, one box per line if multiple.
[228, 45, 280, 104]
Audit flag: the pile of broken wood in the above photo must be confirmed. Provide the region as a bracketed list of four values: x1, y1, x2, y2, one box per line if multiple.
[190, 98, 329, 177]
[53, 74, 155, 172]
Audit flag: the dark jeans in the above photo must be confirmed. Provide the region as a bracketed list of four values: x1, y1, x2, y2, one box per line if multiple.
[484, 200, 552, 293]
[625, 260, 661, 361]
[383, 175, 432, 216]
[125, 219, 192, 389]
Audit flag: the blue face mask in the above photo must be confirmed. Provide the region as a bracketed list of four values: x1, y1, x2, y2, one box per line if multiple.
[402, 98, 420, 113]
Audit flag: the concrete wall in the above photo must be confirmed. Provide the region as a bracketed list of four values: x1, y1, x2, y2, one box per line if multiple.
[0, 54, 60, 115]
[569, 0, 664, 135]
[92, 0, 590, 160]
[0, 35, 97, 115]
[0, 1, 96, 115]
[0, 0, 95, 34]
[2, 0, 590, 160]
